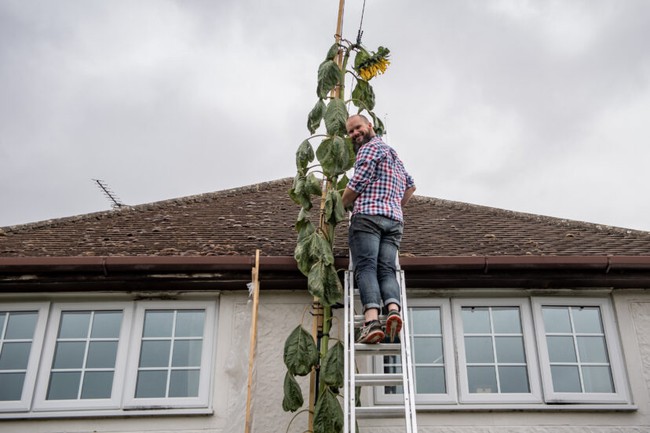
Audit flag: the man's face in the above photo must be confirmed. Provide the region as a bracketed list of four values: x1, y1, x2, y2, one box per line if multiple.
[346, 116, 375, 149]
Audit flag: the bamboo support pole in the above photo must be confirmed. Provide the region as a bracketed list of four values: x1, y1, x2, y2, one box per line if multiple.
[245, 250, 261, 433]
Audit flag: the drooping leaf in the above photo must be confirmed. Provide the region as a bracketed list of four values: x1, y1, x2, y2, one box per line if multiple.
[307, 261, 326, 299]
[295, 208, 311, 233]
[283, 325, 318, 376]
[296, 139, 315, 172]
[324, 98, 348, 137]
[351, 80, 375, 111]
[305, 172, 322, 197]
[288, 174, 311, 210]
[321, 341, 344, 387]
[311, 232, 334, 266]
[313, 388, 343, 433]
[325, 42, 340, 61]
[308, 99, 326, 134]
[324, 188, 346, 226]
[282, 371, 304, 412]
[344, 137, 356, 169]
[336, 174, 349, 194]
[317, 60, 340, 99]
[368, 111, 385, 136]
[321, 263, 342, 306]
[294, 228, 317, 276]
[354, 47, 370, 71]
[317, 136, 353, 177]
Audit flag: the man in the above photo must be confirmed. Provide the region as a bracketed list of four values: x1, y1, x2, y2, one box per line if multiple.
[342, 114, 416, 344]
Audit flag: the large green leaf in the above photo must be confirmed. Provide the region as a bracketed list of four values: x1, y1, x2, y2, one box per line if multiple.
[294, 228, 316, 276]
[324, 188, 346, 226]
[307, 261, 326, 299]
[296, 139, 315, 172]
[321, 263, 342, 306]
[305, 172, 322, 196]
[344, 137, 356, 170]
[316, 60, 340, 99]
[320, 341, 344, 387]
[283, 325, 318, 376]
[295, 208, 311, 233]
[282, 371, 304, 412]
[354, 47, 370, 70]
[324, 98, 348, 136]
[351, 80, 375, 111]
[317, 136, 353, 177]
[313, 388, 343, 433]
[325, 42, 339, 61]
[288, 175, 310, 210]
[308, 99, 326, 134]
[368, 111, 385, 136]
[336, 174, 349, 194]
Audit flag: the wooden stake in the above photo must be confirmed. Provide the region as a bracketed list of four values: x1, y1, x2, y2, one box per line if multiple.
[245, 250, 261, 433]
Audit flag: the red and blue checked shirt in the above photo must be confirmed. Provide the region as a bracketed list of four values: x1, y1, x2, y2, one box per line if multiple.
[347, 136, 415, 223]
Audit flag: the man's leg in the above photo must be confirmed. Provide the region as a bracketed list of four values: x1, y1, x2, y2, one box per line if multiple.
[349, 215, 384, 343]
[377, 217, 404, 341]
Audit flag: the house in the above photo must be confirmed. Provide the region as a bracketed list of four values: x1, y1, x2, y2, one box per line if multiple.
[2, 177, 650, 432]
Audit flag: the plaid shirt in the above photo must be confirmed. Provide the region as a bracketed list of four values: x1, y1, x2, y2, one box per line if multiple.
[347, 136, 415, 222]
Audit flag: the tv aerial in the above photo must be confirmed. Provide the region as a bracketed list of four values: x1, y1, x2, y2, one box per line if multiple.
[92, 179, 125, 209]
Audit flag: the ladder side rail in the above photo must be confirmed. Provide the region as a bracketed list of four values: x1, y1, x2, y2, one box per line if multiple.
[398, 269, 418, 432]
[343, 270, 351, 433]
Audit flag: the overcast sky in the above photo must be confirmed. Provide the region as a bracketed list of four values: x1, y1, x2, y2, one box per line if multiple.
[1, 0, 649, 232]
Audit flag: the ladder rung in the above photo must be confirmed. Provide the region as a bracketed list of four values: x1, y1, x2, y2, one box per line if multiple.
[355, 405, 406, 418]
[354, 343, 401, 355]
[355, 373, 403, 386]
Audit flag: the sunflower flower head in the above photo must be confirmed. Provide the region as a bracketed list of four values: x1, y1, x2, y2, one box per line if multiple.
[354, 46, 391, 81]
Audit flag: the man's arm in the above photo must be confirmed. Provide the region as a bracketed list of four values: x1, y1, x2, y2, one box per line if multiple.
[401, 186, 416, 206]
[342, 187, 360, 210]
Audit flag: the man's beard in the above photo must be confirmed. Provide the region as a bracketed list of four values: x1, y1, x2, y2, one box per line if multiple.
[353, 132, 372, 153]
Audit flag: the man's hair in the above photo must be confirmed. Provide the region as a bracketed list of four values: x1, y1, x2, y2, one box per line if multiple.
[347, 114, 371, 124]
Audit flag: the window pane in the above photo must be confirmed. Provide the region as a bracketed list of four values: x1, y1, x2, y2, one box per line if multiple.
[413, 336, 442, 364]
[0, 342, 32, 369]
[465, 336, 494, 363]
[498, 366, 530, 393]
[172, 340, 203, 367]
[577, 336, 608, 363]
[551, 366, 581, 392]
[411, 308, 440, 334]
[415, 366, 445, 394]
[91, 311, 122, 338]
[135, 370, 167, 398]
[0, 373, 25, 401]
[572, 307, 603, 333]
[5, 312, 38, 339]
[492, 308, 521, 333]
[175, 310, 205, 337]
[169, 370, 200, 397]
[47, 371, 81, 400]
[546, 336, 576, 362]
[495, 336, 525, 363]
[0, 312, 5, 333]
[542, 307, 571, 333]
[81, 371, 114, 399]
[467, 366, 497, 393]
[86, 341, 118, 368]
[462, 307, 490, 333]
[143, 311, 174, 337]
[139, 340, 171, 368]
[52, 341, 86, 369]
[59, 312, 90, 338]
[583, 366, 614, 393]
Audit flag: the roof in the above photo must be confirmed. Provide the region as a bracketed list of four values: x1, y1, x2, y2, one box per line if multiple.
[2, 178, 650, 258]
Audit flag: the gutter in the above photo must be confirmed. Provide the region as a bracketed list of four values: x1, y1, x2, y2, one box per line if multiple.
[1, 255, 650, 292]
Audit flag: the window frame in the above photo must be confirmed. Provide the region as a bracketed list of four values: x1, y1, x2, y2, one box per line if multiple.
[0, 303, 49, 412]
[32, 302, 134, 412]
[452, 298, 542, 404]
[123, 300, 217, 409]
[531, 297, 629, 404]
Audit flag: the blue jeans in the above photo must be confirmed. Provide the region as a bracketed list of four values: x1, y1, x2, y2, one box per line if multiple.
[349, 214, 403, 313]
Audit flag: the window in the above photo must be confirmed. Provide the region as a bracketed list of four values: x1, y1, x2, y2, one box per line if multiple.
[375, 296, 629, 408]
[0, 300, 217, 417]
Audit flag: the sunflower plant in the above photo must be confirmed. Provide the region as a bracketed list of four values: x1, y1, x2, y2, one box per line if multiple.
[282, 39, 390, 433]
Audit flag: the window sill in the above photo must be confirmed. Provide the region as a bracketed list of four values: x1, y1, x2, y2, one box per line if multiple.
[0, 407, 214, 420]
[413, 403, 637, 412]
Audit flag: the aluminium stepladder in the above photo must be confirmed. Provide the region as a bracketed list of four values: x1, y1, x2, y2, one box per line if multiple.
[343, 261, 418, 433]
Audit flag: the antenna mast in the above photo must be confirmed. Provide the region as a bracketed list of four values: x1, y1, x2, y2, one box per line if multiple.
[92, 179, 125, 209]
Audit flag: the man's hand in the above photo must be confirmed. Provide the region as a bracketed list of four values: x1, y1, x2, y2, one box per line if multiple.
[342, 187, 360, 211]
[401, 186, 416, 206]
